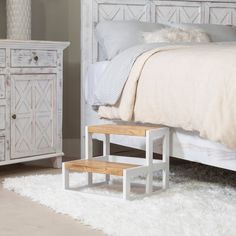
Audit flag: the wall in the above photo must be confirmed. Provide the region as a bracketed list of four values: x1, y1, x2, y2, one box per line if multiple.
[32, 0, 81, 158]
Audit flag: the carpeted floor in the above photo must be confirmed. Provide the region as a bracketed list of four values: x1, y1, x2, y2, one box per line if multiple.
[3, 163, 236, 236]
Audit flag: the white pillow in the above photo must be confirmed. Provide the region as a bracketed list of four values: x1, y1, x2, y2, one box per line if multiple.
[96, 21, 165, 60]
[143, 26, 211, 43]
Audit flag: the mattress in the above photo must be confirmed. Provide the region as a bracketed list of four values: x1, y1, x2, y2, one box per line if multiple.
[86, 61, 110, 105]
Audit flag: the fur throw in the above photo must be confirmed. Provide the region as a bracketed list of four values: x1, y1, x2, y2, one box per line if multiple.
[143, 26, 211, 43]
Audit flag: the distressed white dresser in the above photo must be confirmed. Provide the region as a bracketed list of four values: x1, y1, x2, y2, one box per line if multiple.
[0, 40, 69, 167]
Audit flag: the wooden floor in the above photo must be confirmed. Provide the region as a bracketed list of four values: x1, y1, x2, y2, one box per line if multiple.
[64, 160, 139, 176]
[0, 164, 106, 236]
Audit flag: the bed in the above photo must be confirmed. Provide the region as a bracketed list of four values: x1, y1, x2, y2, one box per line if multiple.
[81, 0, 236, 171]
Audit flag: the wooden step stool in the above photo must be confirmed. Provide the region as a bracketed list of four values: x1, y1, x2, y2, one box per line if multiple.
[62, 124, 170, 200]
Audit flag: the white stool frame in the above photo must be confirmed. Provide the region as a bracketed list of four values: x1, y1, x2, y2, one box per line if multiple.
[63, 126, 170, 200]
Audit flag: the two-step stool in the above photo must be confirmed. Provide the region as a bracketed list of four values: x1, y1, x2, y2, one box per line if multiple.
[62, 124, 170, 200]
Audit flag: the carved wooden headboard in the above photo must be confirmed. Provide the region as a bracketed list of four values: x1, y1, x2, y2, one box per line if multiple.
[80, 0, 236, 149]
[81, 0, 236, 67]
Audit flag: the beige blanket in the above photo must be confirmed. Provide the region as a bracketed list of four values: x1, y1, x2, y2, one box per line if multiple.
[98, 44, 236, 149]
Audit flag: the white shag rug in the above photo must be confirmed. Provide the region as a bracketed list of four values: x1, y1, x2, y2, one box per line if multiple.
[3, 164, 236, 236]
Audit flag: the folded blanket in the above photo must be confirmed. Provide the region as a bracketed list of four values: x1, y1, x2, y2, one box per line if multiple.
[98, 43, 236, 149]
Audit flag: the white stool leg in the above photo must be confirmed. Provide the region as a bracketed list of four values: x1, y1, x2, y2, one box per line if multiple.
[162, 129, 170, 189]
[88, 173, 93, 186]
[123, 170, 130, 200]
[62, 163, 69, 190]
[145, 131, 153, 195]
[85, 126, 93, 186]
[103, 134, 110, 184]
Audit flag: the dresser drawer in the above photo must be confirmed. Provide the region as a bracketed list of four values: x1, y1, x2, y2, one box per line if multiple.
[0, 105, 5, 130]
[0, 49, 6, 67]
[11, 49, 57, 67]
[0, 75, 5, 98]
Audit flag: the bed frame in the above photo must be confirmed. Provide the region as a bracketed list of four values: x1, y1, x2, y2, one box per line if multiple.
[81, 0, 236, 171]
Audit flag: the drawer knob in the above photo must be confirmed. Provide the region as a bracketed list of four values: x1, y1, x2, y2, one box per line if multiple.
[34, 56, 39, 62]
[12, 114, 16, 119]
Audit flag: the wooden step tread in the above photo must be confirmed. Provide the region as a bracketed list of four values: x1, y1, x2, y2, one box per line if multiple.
[64, 160, 139, 176]
[88, 124, 161, 137]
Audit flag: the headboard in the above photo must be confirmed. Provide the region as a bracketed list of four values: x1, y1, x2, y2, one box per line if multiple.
[81, 0, 236, 67]
[80, 0, 236, 151]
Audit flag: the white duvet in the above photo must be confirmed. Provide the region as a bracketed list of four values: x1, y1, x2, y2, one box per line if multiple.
[98, 44, 236, 149]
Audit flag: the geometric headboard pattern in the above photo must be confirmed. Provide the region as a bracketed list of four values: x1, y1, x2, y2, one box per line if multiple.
[96, 1, 236, 25]
[82, 0, 236, 66]
[81, 0, 236, 76]
[80, 0, 236, 153]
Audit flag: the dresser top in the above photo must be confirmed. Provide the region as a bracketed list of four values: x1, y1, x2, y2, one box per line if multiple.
[0, 40, 70, 50]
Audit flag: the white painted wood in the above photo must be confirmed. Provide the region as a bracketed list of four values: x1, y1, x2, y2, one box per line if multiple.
[0, 152, 64, 166]
[85, 126, 93, 185]
[162, 129, 169, 189]
[121, 126, 170, 199]
[153, 1, 203, 24]
[81, 0, 236, 171]
[0, 40, 69, 167]
[103, 134, 111, 183]
[11, 49, 57, 68]
[11, 74, 57, 159]
[123, 170, 131, 200]
[77, 125, 170, 200]
[0, 104, 5, 130]
[0, 137, 5, 161]
[0, 49, 6, 67]
[5, 48, 11, 162]
[146, 131, 153, 194]
[62, 162, 70, 189]
[0, 40, 69, 50]
[51, 156, 62, 169]
[0, 75, 5, 98]
[205, 2, 236, 24]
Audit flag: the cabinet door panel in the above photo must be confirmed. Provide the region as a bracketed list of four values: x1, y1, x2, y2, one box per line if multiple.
[0, 75, 5, 98]
[205, 3, 236, 25]
[11, 74, 57, 159]
[0, 104, 5, 130]
[0, 137, 5, 161]
[153, 1, 202, 24]
[34, 78, 56, 154]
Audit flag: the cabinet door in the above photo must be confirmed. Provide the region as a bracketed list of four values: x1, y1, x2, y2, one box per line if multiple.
[0, 137, 5, 161]
[0, 75, 5, 98]
[11, 74, 57, 159]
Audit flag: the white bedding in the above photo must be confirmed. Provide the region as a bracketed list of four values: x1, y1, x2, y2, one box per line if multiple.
[98, 43, 236, 149]
[86, 61, 110, 105]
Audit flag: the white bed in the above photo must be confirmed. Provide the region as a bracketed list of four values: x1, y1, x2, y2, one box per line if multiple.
[81, 0, 236, 171]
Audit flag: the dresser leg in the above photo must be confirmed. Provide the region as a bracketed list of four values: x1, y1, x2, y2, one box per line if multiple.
[51, 156, 62, 169]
